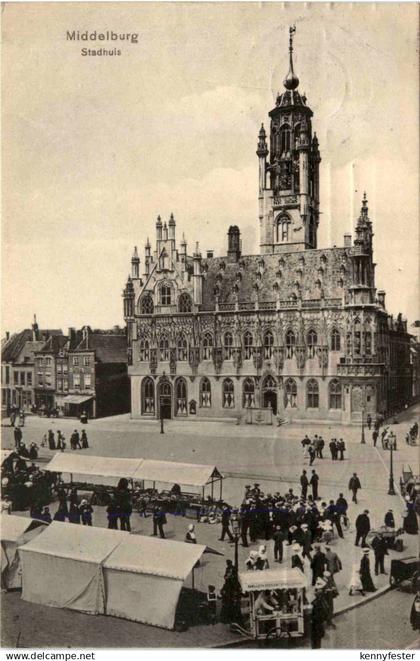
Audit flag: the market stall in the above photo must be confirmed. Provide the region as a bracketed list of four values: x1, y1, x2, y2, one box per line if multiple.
[44, 453, 143, 485]
[20, 522, 127, 614]
[1, 514, 48, 590]
[103, 535, 206, 629]
[235, 568, 310, 641]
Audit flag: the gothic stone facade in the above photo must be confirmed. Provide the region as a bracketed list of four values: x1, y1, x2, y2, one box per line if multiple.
[123, 29, 412, 424]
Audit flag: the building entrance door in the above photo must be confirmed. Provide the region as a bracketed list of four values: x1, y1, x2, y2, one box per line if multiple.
[159, 381, 172, 419]
[263, 390, 277, 415]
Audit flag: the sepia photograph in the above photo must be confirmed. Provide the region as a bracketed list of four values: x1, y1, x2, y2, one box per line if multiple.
[1, 1, 419, 652]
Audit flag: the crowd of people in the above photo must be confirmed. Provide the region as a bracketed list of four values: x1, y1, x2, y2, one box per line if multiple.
[40, 429, 89, 451]
[301, 435, 346, 464]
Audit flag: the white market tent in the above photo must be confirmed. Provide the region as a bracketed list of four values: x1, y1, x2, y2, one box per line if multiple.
[239, 568, 308, 592]
[20, 522, 127, 614]
[1, 515, 48, 590]
[103, 535, 206, 629]
[133, 459, 224, 498]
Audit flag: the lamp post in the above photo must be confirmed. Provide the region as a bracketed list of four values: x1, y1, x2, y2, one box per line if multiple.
[387, 432, 396, 495]
[160, 399, 164, 434]
[360, 386, 366, 444]
[230, 512, 241, 571]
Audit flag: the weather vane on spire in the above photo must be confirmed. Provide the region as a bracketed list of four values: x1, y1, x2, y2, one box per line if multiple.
[289, 25, 296, 51]
[283, 25, 299, 90]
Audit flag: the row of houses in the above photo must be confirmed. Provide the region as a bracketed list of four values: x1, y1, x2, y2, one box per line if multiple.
[1, 317, 130, 419]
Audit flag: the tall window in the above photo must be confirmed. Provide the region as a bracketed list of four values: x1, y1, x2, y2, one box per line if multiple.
[84, 374, 92, 389]
[27, 372, 32, 386]
[284, 378, 297, 408]
[159, 285, 171, 306]
[285, 330, 296, 359]
[202, 333, 213, 360]
[159, 334, 169, 361]
[329, 379, 342, 409]
[243, 331, 253, 360]
[175, 378, 187, 416]
[281, 125, 291, 152]
[178, 293, 192, 313]
[263, 330, 274, 359]
[139, 339, 150, 362]
[243, 378, 255, 408]
[224, 332, 233, 360]
[307, 379, 319, 408]
[331, 328, 341, 352]
[73, 374, 80, 389]
[222, 378, 235, 409]
[142, 377, 155, 414]
[276, 214, 290, 242]
[200, 377, 211, 408]
[365, 332, 372, 356]
[307, 329, 317, 359]
[140, 294, 154, 314]
[177, 334, 188, 361]
[84, 356, 90, 366]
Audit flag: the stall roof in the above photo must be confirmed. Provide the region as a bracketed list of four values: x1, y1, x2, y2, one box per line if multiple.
[104, 534, 206, 580]
[239, 568, 308, 592]
[133, 459, 222, 488]
[45, 453, 143, 479]
[1, 514, 47, 542]
[19, 521, 127, 563]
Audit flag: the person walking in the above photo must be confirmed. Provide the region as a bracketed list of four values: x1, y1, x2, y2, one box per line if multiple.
[355, 510, 371, 547]
[310, 470, 319, 500]
[317, 437, 325, 459]
[329, 439, 337, 460]
[367, 414, 372, 430]
[80, 499, 93, 526]
[219, 505, 234, 542]
[301, 523, 313, 560]
[310, 586, 328, 649]
[308, 445, 316, 466]
[384, 509, 395, 528]
[81, 430, 89, 449]
[300, 470, 309, 500]
[360, 548, 376, 593]
[371, 533, 388, 575]
[152, 505, 167, 538]
[311, 544, 327, 586]
[372, 429, 379, 447]
[56, 431, 66, 451]
[272, 525, 284, 563]
[239, 502, 250, 548]
[14, 426, 23, 449]
[348, 472, 361, 503]
[337, 439, 346, 461]
[336, 493, 349, 528]
[324, 545, 342, 576]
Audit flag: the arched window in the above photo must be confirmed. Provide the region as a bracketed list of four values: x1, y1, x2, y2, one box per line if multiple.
[280, 124, 291, 153]
[222, 378, 235, 409]
[276, 214, 290, 243]
[224, 332, 233, 360]
[285, 329, 296, 359]
[139, 339, 150, 362]
[243, 331, 253, 360]
[175, 378, 187, 416]
[263, 330, 274, 359]
[159, 284, 171, 306]
[178, 293, 192, 313]
[331, 328, 341, 352]
[307, 379, 319, 409]
[159, 334, 169, 361]
[329, 379, 342, 409]
[200, 377, 211, 408]
[284, 378, 297, 408]
[142, 377, 154, 415]
[307, 329, 318, 359]
[202, 333, 213, 360]
[365, 331, 372, 356]
[140, 294, 154, 314]
[177, 334, 187, 361]
[243, 378, 255, 408]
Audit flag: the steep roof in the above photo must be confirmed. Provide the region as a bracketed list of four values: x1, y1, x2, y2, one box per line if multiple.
[73, 333, 127, 364]
[16, 340, 47, 364]
[201, 247, 352, 311]
[36, 335, 69, 354]
[1, 330, 32, 363]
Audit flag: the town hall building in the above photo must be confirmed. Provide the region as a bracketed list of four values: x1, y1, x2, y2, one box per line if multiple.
[123, 28, 412, 424]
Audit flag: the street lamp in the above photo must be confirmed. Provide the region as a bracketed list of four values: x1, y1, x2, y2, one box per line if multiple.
[387, 432, 396, 496]
[160, 398, 164, 434]
[230, 512, 241, 571]
[361, 404, 366, 444]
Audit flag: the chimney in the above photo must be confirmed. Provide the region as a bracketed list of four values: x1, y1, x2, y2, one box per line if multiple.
[206, 250, 214, 259]
[227, 226, 241, 263]
[344, 233, 352, 248]
[5, 331, 10, 341]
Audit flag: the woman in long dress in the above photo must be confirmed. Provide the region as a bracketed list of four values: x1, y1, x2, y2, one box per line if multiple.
[403, 498, 419, 535]
[348, 564, 365, 596]
[360, 549, 376, 593]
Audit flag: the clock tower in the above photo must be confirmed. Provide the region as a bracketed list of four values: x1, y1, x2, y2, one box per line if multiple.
[258, 26, 321, 254]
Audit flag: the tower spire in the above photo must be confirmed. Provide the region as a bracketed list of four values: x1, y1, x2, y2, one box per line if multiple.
[283, 25, 299, 91]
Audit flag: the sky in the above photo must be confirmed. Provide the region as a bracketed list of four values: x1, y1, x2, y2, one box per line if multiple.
[2, 2, 419, 334]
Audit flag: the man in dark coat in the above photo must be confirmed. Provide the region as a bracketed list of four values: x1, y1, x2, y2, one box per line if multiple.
[14, 426, 23, 449]
[310, 470, 319, 500]
[300, 470, 309, 500]
[329, 439, 337, 460]
[372, 430, 379, 447]
[272, 524, 284, 563]
[239, 502, 250, 547]
[337, 439, 345, 461]
[371, 533, 388, 575]
[384, 509, 395, 528]
[355, 509, 371, 547]
[349, 473, 361, 503]
[311, 545, 327, 586]
[152, 505, 167, 538]
[301, 523, 312, 559]
[360, 549, 376, 592]
[308, 445, 316, 466]
[310, 590, 328, 648]
[219, 505, 234, 542]
[336, 493, 349, 527]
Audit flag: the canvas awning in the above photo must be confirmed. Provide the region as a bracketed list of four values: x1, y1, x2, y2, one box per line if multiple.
[103, 535, 206, 628]
[239, 568, 308, 592]
[62, 395, 93, 405]
[1, 514, 47, 542]
[133, 459, 222, 488]
[20, 522, 127, 614]
[44, 453, 143, 480]
[1, 514, 48, 590]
